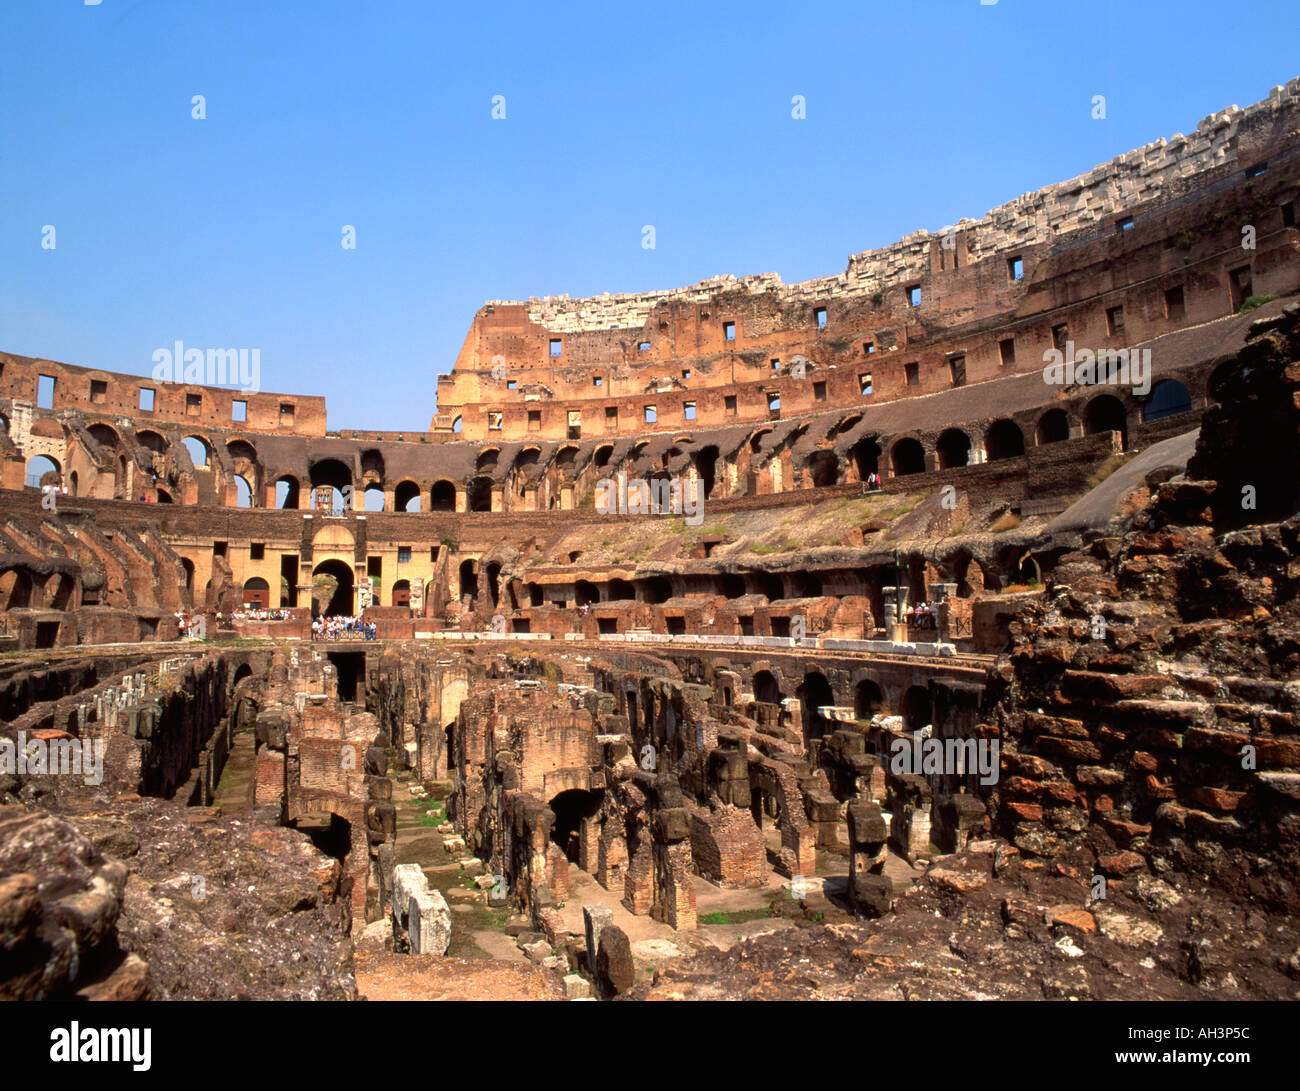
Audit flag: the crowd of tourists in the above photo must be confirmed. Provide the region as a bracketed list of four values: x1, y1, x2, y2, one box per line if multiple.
[904, 601, 938, 629]
[312, 615, 376, 641]
[231, 607, 293, 622]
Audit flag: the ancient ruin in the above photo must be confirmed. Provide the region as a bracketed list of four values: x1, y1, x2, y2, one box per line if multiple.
[2, 81, 1300, 1004]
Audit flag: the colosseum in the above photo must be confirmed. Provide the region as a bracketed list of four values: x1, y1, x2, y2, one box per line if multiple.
[3, 79, 1300, 1007]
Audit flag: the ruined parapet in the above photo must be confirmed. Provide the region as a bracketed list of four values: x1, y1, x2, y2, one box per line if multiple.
[933, 793, 989, 854]
[847, 801, 893, 918]
[887, 771, 933, 863]
[389, 862, 452, 956]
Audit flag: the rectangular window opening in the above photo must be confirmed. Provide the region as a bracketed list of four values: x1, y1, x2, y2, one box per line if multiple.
[724, 395, 737, 416]
[232, 399, 247, 422]
[549, 339, 562, 357]
[37, 375, 55, 409]
[488, 411, 503, 431]
[1008, 257, 1023, 282]
[1052, 324, 1069, 352]
[139, 388, 155, 412]
[813, 381, 827, 402]
[723, 321, 736, 341]
[904, 362, 919, 387]
[186, 393, 202, 417]
[644, 405, 657, 424]
[397, 547, 411, 565]
[814, 307, 827, 328]
[858, 373, 873, 395]
[907, 284, 921, 307]
[638, 341, 650, 351]
[527, 410, 541, 431]
[684, 402, 696, 421]
[1165, 285, 1186, 320]
[948, 354, 967, 388]
[279, 402, 294, 427]
[1106, 305, 1125, 336]
[90, 379, 107, 404]
[999, 338, 1016, 367]
[592, 375, 603, 387]
[250, 542, 265, 561]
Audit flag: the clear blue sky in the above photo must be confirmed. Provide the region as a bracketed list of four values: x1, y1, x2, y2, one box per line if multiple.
[1, 0, 1295, 432]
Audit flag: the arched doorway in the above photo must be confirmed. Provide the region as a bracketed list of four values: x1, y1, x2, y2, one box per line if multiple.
[891, 438, 925, 476]
[430, 480, 456, 511]
[312, 559, 355, 617]
[753, 670, 782, 705]
[1084, 394, 1128, 448]
[1035, 408, 1070, 446]
[1142, 379, 1192, 422]
[935, 429, 972, 469]
[797, 671, 834, 748]
[242, 576, 270, 609]
[855, 679, 884, 721]
[985, 419, 1025, 461]
[901, 685, 932, 733]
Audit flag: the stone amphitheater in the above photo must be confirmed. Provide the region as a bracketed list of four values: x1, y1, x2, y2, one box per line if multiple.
[2, 81, 1299, 1003]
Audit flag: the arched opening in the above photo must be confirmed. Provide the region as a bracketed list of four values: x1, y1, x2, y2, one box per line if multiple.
[855, 679, 884, 721]
[0, 569, 35, 609]
[575, 580, 599, 607]
[594, 444, 615, 469]
[227, 439, 257, 464]
[476, 448, 499, 473]
[394, 480, 421, 512]
[468, 476, 493, 512]
[1015, 553, 1041, 585]
[607, 578, 634, 601]
[1035, 408, 1070, 445]
[985, 419, 1025, 461]
[360, 448, 385, 483]
[180, 558, 195, 593]
[485, 562, 502, 608]
[392, 579, 411, 608]
[758, 572, 784, 603]
[294, 813, 352, 865]
[364, 485, 385, 512]
[430, 480, 456, 511]
[46, 574, 74, 611]
[1083, 394, 1128, 448]
[794, 572, 823, 598]
[691, 445, 720, 497]
[808, 450, 839, 487]
[275, 475, 300, 509]
[753, 670, 782, 705]
[644, 577, 672, 605]
[242, 576, 270, 609]
[797, 671, 834, 748]
[69, 471, 79, 495]
[182, 436, 210, 469]
[890, 437, 925, 476]
[25, 455, 60, 489]
[155, 486, 173, 503]
[901, 685, 932, 733]
[1143, 379, 1193, 422]
[135, 429, 167, 454]
[850, 435, 882, 479]
[549, 789, 603, 864]
[309, 458, 353, 501]
[459, 560, 478, 604]
[234, 475, 253, 508]
[720, 573, 746, 599]
[935, 429, 972, 470]
[311, 559, 354, 617]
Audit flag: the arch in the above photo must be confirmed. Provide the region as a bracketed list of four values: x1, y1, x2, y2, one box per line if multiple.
[1035, 408, 1070, 445]
[794, 571, 823, 598]
[275, 475, 300, 509]
[468, 476, 493, 512]
[855, 679, 884, 720]
[758, 571, 784, 603]
[309, 458, 353, 491]
[515, 447, 541, 472]
[935, 428, 972, 469]
[46, 573, 75, 611]
[485, 562, 502, 608]
[227, 439, 257, 463]
[1083, 394, 1128, 447]
[594, 444, 615, 469]
[807, 449, 839, 487]
[890, 437, 925, 476]
[242, 576, 270, 608]
[364, 485, 386, 512]
[1143, 379, 1193, 422]
[556, 445, 579, 469]
[430, 479, 456, 511]
[459, 560, 479, 603]
[985, 419, 1025, 461]
[359, 448, 385, 482]
[797, 671, 834, 748]
[719, 573, 746, 599]
[643, 577, 673, 605]
[691, 444, 720, 497]
[607, 578, 635, 601]
[87, 422, 122, 451]
[182, 436, 210, 468]
[394, 480, 422, 512]
[901, 685, 932, 733]
[548, 788, 603, 863]
[180, 558, 195, 592]
[391, 579, 411, 608]
[311, 559, 354, 618]
[1015, 553, 1041, 585]
[25, 455, 60, 488]
[753, 670, 782, 705]
[748, 427, 773, 454]
[234, 475, 254, 508]
[0, 569, 35, 609]
[476, 448, 500, 472]
[135, 429, 168, 454]
[452, 415, 462, 434]
[850, 434, 881, 478]
[155, 486, 173, 503]
[575, 580, 599, 607]
[68, 471, 79, 495]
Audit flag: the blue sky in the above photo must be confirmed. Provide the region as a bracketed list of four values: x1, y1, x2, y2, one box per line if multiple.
[1, 0, 1295, 432]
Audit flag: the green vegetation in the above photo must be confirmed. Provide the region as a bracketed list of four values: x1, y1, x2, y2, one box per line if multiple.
[1237, 293, 1278, 314]
[699, 907, 776, 926]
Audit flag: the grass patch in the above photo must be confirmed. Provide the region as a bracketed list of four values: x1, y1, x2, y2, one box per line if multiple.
[699, 907, 776, 926]
[1237, 293, 1278, 315]
[989, 512, 1021, 533]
